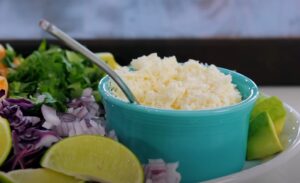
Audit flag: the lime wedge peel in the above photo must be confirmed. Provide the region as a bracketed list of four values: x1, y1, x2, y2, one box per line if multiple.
[250, 96, 286, 135]
[0, 172, 14, 183]
[41, 135, 144, 183]
[7, 168, 83, 183]
[0, 117, 12, 166]
[247, 112, 283, 160]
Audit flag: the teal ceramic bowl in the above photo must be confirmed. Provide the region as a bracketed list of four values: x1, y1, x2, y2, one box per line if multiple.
[98, 68, 259, 183]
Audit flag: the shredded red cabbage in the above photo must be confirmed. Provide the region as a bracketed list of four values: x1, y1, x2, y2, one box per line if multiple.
[0, 89, 5, 98]
[1, 88, 182, 181]
[0, 98, 59, 170]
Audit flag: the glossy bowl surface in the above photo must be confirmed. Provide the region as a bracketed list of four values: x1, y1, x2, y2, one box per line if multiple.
[99, 68, 259, 182]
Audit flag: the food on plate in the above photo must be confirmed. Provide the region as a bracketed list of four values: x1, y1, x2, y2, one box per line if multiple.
[100, 54, 259, 182]
[0, 44, 6, 60]
[144, 159, 181, 183]
[0, 171, 13, 183]
[0, 117, 12, 166]
[111, 53, 242, 110]
[0, 76, 8, 99]
[41, 135, 143, 183]
[250, 96, 286, 135]
[7, 168, 82, 183]
[0, 44, 21, 77]
[247, 96, 286, 160]
[7, 41, 114, 111]
[0, 42, 291, 182]
[0, 43, 180, 182]
[0, 44, 7, 76]
[96, 52, 121, 70]
[41, 88, 109, 138]
[0, 97, 59, 170]
[247, 112, 283, 160]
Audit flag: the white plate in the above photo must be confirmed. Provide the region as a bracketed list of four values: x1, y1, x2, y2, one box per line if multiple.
[204, 103, 300, 183]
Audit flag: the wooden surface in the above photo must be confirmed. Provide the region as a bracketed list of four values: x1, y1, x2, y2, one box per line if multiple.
[1, 39, 300, 85]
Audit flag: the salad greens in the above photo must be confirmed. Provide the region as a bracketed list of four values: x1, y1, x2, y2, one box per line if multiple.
[2, 44, 19, 69]
[0, 42, 110, 171]
[8, 41, 104, 111]
[0, 42, 182, 182]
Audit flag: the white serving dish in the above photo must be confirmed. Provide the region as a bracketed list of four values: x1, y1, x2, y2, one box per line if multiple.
[204, 103, 300, 183]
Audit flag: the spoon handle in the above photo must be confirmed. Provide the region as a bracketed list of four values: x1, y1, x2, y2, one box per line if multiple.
[39, 19, 138, 104]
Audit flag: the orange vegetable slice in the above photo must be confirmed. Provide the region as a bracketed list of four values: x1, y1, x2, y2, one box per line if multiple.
[0, 76, 8, 99]
[0, 44, 6, 61]
[0, 45, 8, 77]
[0, 63, 8, 77]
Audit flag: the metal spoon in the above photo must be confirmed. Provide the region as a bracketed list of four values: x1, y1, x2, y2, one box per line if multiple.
[39, 19, 138, 104]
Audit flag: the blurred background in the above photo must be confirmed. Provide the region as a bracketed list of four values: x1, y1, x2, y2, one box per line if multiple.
[1, 0, 300, 39]
[0, 0, 300, 87]
[0, 0, 299, 109]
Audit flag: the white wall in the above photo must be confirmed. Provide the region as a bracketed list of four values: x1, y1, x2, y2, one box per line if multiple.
[1, 0, 300, 39]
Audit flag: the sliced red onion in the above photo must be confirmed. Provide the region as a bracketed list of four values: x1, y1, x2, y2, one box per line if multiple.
[60, 122, 69, 136]
[42, 121, 53, 130]
[67, 122, 76, 136]
[41, 88, 108, 138]
[36, 94, 46, 102]
[35, 134, 60, 149]
[74, 122, 83, 135]
[89, 120, 98, 127]
[79, 119, 89, 132]
[82, 87, 93, 97]
[71, 106, 89, 119]
[42, 105, 61, 126]
[108, 130, 118, 141]
[23, 116, 41, 126]
[58, 113, 77, 123]
[144, 159, 181, 183]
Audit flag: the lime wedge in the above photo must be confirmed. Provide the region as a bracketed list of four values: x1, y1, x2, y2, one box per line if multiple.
[255, 95, 268, 105]
[247, 112, 283, 160]
[96, 52, 121, 70]
[251, 96, 286, 135]
[41, 135, 143, 183]
[7, 169, 82, 183]
[0, 117, 12, 166]
[0, 172, 14, 183]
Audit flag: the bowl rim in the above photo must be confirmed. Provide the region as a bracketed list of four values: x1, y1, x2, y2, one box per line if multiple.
[98, 68, 259, 116]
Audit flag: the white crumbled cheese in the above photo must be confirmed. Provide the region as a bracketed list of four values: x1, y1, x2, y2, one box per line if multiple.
[110, 53, 242, 110]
